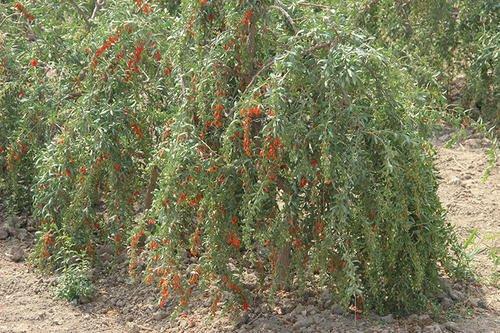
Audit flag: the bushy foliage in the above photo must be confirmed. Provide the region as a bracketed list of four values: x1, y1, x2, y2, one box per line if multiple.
[356, 0, 499, 126]
[129, 1, 464, 314]
[0, 1, 175, 266]
[32, 11, 175, 266]
[0, 0, 482, 315]
[52, 245, 95, 302]
[0, 3, 69, 212]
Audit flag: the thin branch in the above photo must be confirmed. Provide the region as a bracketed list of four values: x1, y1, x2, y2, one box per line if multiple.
[198, 137, 218, 156]
[91, 0, 105, 20]
[178, 73, 186, 97]
[297, 2, 332, 10]
[243, 57, 276, 94]
[68, 0, 92, 29]
[304, 41, 336, 54]
[0, 14, 16, 28]
[271, 3, 297, 34]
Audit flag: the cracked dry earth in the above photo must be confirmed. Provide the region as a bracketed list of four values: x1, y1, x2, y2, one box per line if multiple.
[0, 138, 499, 333]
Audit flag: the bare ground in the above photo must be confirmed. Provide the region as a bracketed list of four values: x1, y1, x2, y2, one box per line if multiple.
[0, 139, 498, 333]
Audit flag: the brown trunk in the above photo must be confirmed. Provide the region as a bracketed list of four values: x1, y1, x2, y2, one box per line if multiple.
[275, 179, 293, 290]
[276, 243, 291, 290]
[144, 166, 159, 211]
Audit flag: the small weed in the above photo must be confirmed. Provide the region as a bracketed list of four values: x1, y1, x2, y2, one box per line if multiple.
[487, 245, 499, 287]
[56, 260, 94, 302]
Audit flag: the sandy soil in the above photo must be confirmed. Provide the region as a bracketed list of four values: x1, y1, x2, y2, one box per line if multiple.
[436, 141, 499, 290]
[0, 139, 498, 333]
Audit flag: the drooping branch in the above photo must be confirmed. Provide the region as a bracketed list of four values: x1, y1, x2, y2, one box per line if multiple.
[271, 2, 297, 34]
[243, 2, 296, 90]
[243, 40, 338, 95]
[243, 7, 258, 87]
[243, 57, 276, 94]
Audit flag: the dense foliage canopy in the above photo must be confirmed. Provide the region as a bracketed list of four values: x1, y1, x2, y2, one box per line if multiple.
[1, 0, 495, 315]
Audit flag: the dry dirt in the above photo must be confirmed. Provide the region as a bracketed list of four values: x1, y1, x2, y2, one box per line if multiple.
[0, 138, 498, 333]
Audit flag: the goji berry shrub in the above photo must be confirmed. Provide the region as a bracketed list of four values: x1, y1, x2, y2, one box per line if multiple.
[0, 2, 83, 213]
[23, 2, 176, 267]
[357, 0, 499, 128]
[458, 1, 499, 126]
[1, 0, 469, 315]
[130, 1, 467, 314]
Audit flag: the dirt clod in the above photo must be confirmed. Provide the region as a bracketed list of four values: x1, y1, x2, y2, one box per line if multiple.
[7, 246, 24, 262]
[444, 321, 461, 332]
[0, 227, 8, 240]
[380, 314, 395, 323]
[418, 314, 434, 326]
[423, 324, 444, 333]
